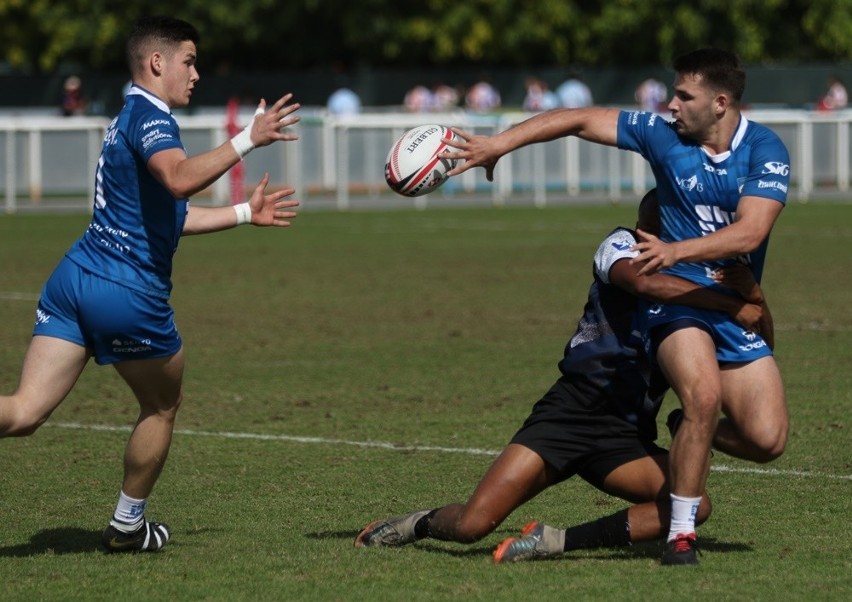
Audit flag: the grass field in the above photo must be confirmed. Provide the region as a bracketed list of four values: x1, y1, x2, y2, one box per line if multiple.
[1, 200, 850, 601]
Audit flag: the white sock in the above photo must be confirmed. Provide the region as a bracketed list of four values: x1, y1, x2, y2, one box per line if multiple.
[110, 491, 147, 533]
[668, 493, 701, 542]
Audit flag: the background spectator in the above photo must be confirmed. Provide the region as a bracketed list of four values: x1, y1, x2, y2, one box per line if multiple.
[327, 87, 362, 116]
[522, 76, 559, 112]
[556, 69, 593, 108]
[404, 84, 435, 112]
[635, 77, 668, 112]
[60, 75, 87, 116]
[465, 78, 501, 112]
[817, 75, 848, 111]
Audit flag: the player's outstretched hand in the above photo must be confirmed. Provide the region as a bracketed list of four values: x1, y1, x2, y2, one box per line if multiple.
[443, 127, 502, 181]
[247, 173, 298, 227]
[250, 94, 301, 147]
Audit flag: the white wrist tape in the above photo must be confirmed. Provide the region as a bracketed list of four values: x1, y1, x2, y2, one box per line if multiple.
[229, 105, 265, 159]
[233, 202, 252, 225]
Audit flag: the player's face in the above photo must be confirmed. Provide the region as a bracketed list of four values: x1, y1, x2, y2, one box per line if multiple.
[667, 73, 718, 140]
[162, 41, 199, 108]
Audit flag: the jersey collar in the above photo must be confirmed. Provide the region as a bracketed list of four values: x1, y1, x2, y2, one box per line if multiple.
[702, 114, 749, 163]
[126, 84, 171, 114]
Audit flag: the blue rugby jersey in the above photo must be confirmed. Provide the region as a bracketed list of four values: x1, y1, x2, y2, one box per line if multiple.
[616, 111, 790, 285]
[66, 85, 189, 298]
[558, 227, 668, 434]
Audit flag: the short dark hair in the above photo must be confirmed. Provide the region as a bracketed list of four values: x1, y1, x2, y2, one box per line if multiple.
[673, 48, 745, 102]
[127, 16, 199, 73]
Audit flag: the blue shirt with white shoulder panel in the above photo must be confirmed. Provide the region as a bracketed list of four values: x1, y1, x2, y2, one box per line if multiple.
[558, 227, 668, 436]
[65, 85, 188, 299]
[616, 111, 790, 286]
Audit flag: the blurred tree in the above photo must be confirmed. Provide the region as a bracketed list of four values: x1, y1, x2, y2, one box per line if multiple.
[0, 0, 850, 74]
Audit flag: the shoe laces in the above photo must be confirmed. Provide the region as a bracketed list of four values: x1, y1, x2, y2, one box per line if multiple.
[672, 533, 699, 554]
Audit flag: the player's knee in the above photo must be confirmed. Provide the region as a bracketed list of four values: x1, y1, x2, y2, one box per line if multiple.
[751, 431, 787, 463]
[1, 401, 49, 437]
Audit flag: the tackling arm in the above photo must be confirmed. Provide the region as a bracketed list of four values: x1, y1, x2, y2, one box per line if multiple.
[610, 258, 765, 332]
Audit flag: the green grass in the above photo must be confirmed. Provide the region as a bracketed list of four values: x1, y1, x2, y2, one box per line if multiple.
[1, 201, 851, 601]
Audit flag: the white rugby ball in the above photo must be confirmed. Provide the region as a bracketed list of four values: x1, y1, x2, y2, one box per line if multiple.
[385, 124, 458, 197]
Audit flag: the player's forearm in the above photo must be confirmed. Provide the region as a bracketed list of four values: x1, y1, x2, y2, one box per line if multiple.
[183, 204, 241, 235]
[497, 107, 619, 151]
[632, 273, 747, 317]
[167, 144, 241, 199]
[670, 222, 765, 264]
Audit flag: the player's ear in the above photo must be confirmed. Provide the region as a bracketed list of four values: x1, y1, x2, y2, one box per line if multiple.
[714, 92, 730, 115]
[150, 52, 164, 76]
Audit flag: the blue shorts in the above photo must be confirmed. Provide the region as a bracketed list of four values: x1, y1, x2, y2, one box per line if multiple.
[34, 257, 182, 365]
[643, 303, 772, 365]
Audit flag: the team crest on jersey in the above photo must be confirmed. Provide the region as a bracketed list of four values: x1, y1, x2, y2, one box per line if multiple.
[677, 174, 703, 192]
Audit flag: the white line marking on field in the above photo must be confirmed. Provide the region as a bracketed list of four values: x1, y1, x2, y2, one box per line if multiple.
[0, 291, 39, 301]
[48, 421, 852, 481]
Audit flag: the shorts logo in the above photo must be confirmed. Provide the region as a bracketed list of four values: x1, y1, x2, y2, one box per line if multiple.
[111, 337, 153, 354]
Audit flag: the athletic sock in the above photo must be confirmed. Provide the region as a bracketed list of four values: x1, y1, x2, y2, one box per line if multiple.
[110, 490, 147, 533]
[667, 493, 702, 542]
[414, 508, 440, 539]
[563, 509, 631, 551]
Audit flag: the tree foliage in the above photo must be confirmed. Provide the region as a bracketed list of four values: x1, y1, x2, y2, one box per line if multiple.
[1, 0, 850, 74]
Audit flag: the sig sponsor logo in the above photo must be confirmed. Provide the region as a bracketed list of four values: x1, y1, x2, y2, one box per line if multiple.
[762, 161, 789, 176]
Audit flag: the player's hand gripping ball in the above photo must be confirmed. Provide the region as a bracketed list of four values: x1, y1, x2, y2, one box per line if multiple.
[385, 125, 458, 197]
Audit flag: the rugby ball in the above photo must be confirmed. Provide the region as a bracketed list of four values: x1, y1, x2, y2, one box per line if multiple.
[385, 125, 458, 197]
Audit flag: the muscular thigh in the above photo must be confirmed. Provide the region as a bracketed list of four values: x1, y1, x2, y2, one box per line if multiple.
[720, 356, 788, 435]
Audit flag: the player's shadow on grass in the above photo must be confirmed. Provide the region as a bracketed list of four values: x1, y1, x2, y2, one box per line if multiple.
[0, 527, 102, 557]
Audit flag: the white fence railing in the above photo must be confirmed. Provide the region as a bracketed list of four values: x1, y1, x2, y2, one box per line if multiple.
[1, 108, 850, 213]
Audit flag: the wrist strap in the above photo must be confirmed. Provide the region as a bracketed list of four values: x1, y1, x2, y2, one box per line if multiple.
[233, 202, 252, 225]
[229, 105, 265, 159]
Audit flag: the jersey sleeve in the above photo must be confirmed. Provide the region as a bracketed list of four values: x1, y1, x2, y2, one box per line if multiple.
[594, 228, 639, 284]
[616, 110, 676, 163]
[739, 128, 790, 204]
[132, 112, 185, 163]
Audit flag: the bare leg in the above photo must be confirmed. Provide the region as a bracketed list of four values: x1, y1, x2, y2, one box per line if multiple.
[600, 455, 711, 543]
[427, 443, 556, 542]
[113, 349, 185, 499]
[0, 336, 89, 437]
[715, 357, 788, 463]
[656, 327, 720, 499]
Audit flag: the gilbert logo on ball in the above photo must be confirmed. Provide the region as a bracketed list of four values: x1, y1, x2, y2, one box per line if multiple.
[385, 125, 458, 197]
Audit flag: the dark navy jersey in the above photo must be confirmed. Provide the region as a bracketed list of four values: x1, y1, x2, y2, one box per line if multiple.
[558, 227, 668, 435]
[617, 110, 789, 285]
[66, 85, 189, 298]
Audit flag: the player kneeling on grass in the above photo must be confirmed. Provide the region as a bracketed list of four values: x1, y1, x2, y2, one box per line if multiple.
[0, 16, 300, 553]
[355, 189, 773, 565]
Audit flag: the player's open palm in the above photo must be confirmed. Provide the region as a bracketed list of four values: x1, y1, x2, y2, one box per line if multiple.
[251, 94, 301, 147]
[247, 173, 298, 227]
